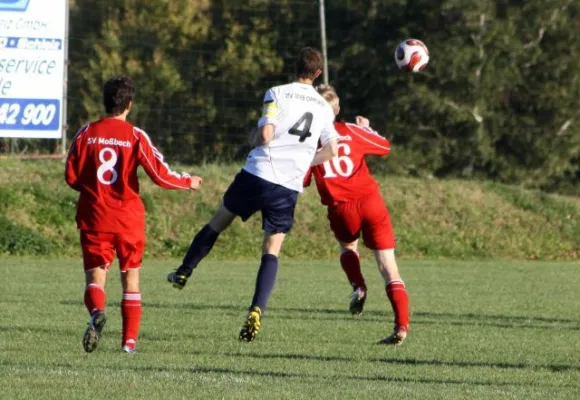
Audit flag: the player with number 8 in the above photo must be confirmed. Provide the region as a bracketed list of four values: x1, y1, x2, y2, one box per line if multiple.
[304, 85, 410, 345]
[65, 76, 202, 354]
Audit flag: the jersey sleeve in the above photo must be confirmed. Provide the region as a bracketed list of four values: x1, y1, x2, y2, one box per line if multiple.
[64, 125, 89, 191]
[303, 167, 313, 187]
[345, 123, 391, 156]
[134, 128, 192, 190]
[320, 107, 339, 145]
[257, 88, 279, 127]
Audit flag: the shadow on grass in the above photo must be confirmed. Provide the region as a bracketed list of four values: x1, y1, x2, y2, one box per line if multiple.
[59, 299, 579, 323]
[58, 300, 580, 332]
[2, 359, 579, 389]
[179, 350, 580, 374]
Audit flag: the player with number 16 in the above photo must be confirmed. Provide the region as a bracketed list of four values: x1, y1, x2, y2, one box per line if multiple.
[65, 76, 202, 354]
[304, 85, 410, 345]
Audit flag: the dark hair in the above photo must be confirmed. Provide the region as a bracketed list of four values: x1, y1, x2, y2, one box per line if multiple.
[296, 47, 323, 80]
[103, 76, 135, 115]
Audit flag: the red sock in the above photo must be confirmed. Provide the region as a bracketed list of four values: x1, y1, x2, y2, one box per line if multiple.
[340, 250, 366, 290]
[121, 292, 142, 345]
[84, 284, 106, 316]
[386, 280, 409, 329]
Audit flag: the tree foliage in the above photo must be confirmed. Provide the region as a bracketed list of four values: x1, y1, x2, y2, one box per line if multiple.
[57, 0, 578, 194]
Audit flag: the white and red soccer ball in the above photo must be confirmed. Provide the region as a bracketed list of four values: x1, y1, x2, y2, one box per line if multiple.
[394, 39, 429, 72]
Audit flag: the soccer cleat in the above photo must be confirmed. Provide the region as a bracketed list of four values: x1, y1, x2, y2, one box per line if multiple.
[238, 306, 262, 342]
[82, 311, 107, 353]
[122, 339, 137, 354]
[167, 271, 188, 290]
[377, 326, 408, 345]
[349, 287, 367, 316]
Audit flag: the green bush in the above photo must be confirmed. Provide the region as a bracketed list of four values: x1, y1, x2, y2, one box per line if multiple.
[0, 216, 55, 255]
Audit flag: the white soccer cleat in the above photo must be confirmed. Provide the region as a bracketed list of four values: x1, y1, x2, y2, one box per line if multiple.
[377, 326, 408, 345]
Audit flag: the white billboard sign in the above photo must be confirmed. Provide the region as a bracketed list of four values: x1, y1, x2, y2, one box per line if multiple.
[0, 0, 67, 138]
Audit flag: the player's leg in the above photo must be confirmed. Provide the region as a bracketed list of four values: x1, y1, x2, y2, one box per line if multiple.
[239, 185, 297, 342]
[80, 231, 114, 353]
[116, 231, 145, 354]
[373, 249, 409, 345]
[339, 240, 368, 315]
[169, 170, 263, 289]
[252, 232, 286, 311]
[239, 232, 286, 343]
[120, 269, 141, 354]
[361, 194, 409, 345]
[328, 203, 366, 314]
[168, 204, 236, 287]
[339, 240, 366, 291]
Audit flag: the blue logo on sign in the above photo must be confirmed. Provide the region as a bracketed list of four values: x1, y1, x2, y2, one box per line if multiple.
[0, 0, 30, 12]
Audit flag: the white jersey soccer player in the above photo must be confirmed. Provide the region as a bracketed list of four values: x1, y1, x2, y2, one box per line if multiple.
[243, 82, 338, 192]
[167, 47, 339, 343]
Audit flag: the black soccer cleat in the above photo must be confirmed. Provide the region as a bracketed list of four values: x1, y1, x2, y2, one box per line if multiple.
[349, 287, 367, 316]
[82, 311, 107, 353]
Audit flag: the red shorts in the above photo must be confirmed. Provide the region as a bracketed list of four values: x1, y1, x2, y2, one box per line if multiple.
[327, 192, 395, 250]
[80, 230, 145, 272]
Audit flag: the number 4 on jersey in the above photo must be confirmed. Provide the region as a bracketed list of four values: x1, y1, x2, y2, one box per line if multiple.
[289, 112, 313, 142]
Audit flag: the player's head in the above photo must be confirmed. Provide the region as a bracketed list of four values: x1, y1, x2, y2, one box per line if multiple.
[316, 84, 340, 116]
[103, 76, 135, 116]
[296, 47, 323, 81]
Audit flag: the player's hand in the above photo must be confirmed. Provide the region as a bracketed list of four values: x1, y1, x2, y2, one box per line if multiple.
[189, 176, 203, 190]
[355, 115, 370, 128]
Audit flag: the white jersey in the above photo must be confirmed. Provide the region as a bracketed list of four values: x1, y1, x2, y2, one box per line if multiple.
[243, 82, 338, 192]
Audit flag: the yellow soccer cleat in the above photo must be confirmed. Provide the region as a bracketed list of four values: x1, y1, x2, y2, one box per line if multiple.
[167, 271, 188, 290]
[238, 306, 262, 342]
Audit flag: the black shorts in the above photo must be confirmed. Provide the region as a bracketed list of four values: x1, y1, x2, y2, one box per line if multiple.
[223, 169, 299, 233]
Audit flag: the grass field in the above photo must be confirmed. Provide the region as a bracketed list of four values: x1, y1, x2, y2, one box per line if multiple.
[1, 257, 579, 399]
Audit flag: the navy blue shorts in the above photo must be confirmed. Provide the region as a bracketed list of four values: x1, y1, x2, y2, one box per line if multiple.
[223, 169, 299, 233]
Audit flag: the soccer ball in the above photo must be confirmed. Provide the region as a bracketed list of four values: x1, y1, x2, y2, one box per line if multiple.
[394, 39, 429, 72]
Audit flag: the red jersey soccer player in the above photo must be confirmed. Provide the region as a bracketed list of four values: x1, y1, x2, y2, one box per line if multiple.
[304, 85, 410, 345]
[65, 76, 202, 353]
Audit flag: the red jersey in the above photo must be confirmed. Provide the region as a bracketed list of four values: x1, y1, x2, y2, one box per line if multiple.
[305, 122, 390, 206]
[65, 118, 192, 233]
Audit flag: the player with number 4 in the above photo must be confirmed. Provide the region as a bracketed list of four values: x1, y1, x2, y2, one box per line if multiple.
[65, 76, 202, 354]
[304, 85, 410, 345]
[166, 47, 339, 342]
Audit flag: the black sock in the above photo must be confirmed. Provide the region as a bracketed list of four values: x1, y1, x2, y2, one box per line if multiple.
[178, 224, 219, 276]
[251, 254, 279, 312]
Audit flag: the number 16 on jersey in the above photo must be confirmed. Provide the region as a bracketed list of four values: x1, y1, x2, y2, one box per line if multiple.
[322, 143, 354, 178]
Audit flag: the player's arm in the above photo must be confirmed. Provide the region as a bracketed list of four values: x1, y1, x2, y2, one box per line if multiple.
[347, 120, 391, 156]
[250, 88, 278, 147]
[249, 124, 275, 147]
[135, 128, 201, 190]
[65, 145, 81, 191]
[311, 109, 339, 166]
[311, 139, 338, 166]
[64, 126, 89, 191]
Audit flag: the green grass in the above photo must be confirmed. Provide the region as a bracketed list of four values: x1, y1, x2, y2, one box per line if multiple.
[0, 157, 579, 260]
[1, 257, 579, 399]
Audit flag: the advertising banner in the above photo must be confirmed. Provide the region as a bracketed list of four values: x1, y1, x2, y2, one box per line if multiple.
[0, 0, 67, 138]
